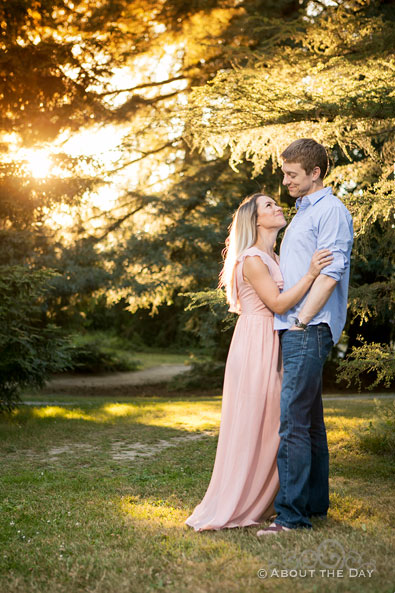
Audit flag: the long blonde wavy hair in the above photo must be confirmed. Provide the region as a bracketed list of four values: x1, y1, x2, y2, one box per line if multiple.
[219, 193, 264, 311]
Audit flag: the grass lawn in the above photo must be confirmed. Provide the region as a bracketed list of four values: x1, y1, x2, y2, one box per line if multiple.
[1, 394, 394, 593]
[134, 351, 191, 370]
[67, 330, 193, 374]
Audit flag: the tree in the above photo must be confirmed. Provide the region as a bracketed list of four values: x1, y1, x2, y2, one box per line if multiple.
[1, 0, 275, 403]
[183, 0, 395, 387]
[1, 0, 302, 325]
[2, 0, 392, 395]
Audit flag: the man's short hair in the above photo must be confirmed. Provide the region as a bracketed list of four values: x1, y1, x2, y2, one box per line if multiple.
[281, 139, 329, 179]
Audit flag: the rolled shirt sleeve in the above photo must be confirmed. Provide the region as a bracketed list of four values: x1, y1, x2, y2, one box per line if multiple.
[316, 206, 354, 282]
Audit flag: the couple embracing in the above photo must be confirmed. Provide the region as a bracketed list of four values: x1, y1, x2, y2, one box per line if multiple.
[186, 138, 354, 534]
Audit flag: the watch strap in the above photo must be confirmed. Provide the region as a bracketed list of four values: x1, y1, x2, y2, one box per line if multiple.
[294, 318, 308, 329]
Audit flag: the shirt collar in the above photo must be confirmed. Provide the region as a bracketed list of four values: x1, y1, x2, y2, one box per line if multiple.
[295, 186, 332, 210]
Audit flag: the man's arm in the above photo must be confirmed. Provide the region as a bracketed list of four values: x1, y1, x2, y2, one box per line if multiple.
[292, 274, 337, 327]
[290, 204, 353, 329]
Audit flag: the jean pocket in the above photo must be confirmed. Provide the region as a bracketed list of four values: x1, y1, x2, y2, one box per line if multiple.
[282, 328, 307, 356]
[285, 329, 306, 337]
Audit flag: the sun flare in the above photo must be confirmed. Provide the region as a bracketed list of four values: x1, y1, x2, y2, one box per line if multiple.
[21, 149, 53, 178]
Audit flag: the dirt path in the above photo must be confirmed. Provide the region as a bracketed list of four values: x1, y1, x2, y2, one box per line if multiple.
[40, 363, 191, 395]
[28, 362, 394, 399]
[43, 432, 215, 462]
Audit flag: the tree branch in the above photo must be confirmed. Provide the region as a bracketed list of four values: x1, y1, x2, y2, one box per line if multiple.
[91, 205, 145, 244]
[107, 140, 178, 174]
[96, 75, 188, 97]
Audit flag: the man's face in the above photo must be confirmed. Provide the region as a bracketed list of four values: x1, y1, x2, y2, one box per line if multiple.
[281, 161, 320, 198]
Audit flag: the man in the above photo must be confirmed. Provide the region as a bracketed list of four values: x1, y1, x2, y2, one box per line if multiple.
[258, 138, 353, 534]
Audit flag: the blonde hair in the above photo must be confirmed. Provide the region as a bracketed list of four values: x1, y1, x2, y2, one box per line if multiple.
[219, 193, 263, 311]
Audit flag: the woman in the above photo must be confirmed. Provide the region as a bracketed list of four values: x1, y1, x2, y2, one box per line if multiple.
[185, 193, 332, 531]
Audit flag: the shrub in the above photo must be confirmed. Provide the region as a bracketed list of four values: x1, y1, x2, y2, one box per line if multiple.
[68, 332, 140, 374]
[169, 358, 225, 391]
[336, 338, 395, 392]
[0, 266, 72, 412]
[354, 399, 395, 457]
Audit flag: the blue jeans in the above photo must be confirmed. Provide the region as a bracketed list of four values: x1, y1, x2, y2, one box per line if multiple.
[274, 324, 333, 529]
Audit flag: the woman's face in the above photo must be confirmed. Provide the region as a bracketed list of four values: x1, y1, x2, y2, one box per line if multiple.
[256, 196, 286, 230]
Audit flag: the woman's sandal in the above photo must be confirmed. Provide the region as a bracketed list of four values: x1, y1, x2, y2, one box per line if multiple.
[256, 523, 292, 536]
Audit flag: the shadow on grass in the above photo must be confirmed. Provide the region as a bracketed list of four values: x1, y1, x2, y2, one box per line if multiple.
[2, 404, 394, 593]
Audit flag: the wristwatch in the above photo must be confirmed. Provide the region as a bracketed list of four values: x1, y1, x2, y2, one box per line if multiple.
[294, 317, 308, 329]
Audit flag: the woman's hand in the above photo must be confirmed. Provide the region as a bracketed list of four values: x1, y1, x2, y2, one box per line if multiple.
[307, 249, 333, 279]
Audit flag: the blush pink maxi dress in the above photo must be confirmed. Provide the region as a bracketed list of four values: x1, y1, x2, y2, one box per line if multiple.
[185, 247, 283, 531]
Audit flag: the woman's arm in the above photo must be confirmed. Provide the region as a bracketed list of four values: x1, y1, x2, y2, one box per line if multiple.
[243, 250, 333, 314]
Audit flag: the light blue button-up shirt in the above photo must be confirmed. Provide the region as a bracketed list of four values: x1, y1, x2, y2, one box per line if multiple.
[274, 186, 353, 344]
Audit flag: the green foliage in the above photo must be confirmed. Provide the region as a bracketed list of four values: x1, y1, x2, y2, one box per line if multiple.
[186, 2, 395, 179]
[0, 0, 305, 348]
[0, 0, 274, 328]
[182, 289, 237, 359]
[184, 0, 395, 381]
[354, 400, 395, 457]
[1, 0, 394, 390]
[68, 332, 141, 374]
[0, 266, 71, 411]
[348, 281, 395, 325]
[183, 289, 227, 316]
[183, 288, 235, 331]
[169, 358, 225, 391]
[111, 160, 277, 313]
[336, 339, 395, 392]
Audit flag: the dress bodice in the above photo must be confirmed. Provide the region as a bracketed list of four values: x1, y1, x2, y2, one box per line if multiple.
[231, 247, 284, 316]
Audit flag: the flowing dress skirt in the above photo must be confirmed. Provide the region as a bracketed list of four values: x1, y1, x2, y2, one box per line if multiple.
[185, 312, 282, 531]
